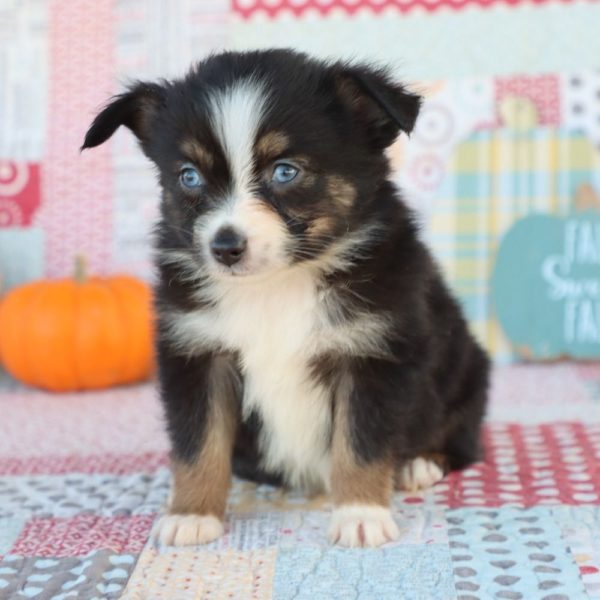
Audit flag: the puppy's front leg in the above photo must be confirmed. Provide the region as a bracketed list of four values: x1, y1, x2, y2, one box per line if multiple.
[329, 377, 398, 548]
[154, 349, 240, 546]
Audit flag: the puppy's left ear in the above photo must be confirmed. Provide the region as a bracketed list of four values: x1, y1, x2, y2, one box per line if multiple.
[81, 81, 166, 151]
[335, 65, 422, 149]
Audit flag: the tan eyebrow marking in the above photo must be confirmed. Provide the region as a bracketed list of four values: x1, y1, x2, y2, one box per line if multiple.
[255, 131, 290, 160]
[180, 139, 214, 169]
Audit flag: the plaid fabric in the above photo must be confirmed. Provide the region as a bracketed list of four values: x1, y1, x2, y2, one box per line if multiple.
[428, 127, 600, 362]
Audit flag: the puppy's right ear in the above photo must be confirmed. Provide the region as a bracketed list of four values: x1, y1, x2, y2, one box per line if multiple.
[81, 82, 166, 151]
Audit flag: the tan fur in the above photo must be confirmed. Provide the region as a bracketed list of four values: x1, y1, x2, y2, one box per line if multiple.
[255, 131, 289, 161]
[180, 139, 214, 169]
[298, 172, 316, 187]
[335, 76, 363, 111]
[330, 378, 394, 506]
[169, 357, 238, 518]
[162, 191, 177, 210]
[422, 452, 449, 473]
[308, 215, 336, 236]
[233, 484, 329, 513]
[129, 92, 164, 142]
[327, 175, 357, 208]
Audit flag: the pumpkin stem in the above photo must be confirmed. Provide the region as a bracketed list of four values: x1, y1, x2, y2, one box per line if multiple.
[74, 255, 87, 283]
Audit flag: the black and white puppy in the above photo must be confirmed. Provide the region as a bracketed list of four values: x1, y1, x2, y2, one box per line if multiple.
[83, 49, 490, 548]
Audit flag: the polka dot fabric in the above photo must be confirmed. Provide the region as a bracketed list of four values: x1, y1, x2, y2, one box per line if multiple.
[562, 71, 600, 150]
[441, 423, 600, 509]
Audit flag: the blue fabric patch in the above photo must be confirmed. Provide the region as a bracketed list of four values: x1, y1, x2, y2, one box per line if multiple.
[0, 228, 44, 290]
[0, 518, 25, 556]
[447, 507, 588, 599]
[273, 543, 454, 600]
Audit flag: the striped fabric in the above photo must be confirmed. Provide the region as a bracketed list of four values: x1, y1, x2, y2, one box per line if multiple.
[428, 127, 600, 361]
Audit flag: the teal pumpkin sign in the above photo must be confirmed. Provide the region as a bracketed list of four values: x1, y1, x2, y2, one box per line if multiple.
[491, 212, 600, 359]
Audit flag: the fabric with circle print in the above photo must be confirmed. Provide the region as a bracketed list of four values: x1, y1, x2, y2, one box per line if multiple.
[0, 162, 41, 228]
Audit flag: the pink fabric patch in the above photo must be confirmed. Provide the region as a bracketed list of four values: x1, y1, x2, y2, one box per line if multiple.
[574, 362, 600, 380]
[436, 422, 600, 508]
[35, 0, 115, 277]
[495, 74, 561, 126]
[0, 452, 168, 476]
[10, 514, 155, 557]
[0, 384, 168, 458]
[487, 363, 595, 420]
[0, 161, 41, 227]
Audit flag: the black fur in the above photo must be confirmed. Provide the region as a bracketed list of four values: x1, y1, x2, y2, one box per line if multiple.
[83, 49, 489, 488]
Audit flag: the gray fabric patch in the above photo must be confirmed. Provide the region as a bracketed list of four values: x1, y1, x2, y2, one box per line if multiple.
[0, 550, 137, 599]
[0, 470, 170, 519]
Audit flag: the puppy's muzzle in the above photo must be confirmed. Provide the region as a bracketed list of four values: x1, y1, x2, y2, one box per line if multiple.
[210, 226, 248, 267]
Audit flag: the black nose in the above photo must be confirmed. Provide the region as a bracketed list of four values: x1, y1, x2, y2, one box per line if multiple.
[210, 227, 247, 266]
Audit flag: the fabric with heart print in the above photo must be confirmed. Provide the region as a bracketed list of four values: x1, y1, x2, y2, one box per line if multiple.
[0, 551, 136, 599]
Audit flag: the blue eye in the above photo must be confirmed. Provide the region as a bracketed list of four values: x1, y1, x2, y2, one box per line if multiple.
[272, 163, 299, 184]
[180, 166, 203, 189]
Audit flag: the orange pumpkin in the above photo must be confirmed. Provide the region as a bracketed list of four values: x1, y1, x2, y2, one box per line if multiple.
[0, 258, 154, 391]
[0, 273, 3, 368]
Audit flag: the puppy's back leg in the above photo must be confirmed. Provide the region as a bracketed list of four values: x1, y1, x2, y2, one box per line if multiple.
[395, 454, 446, 492]
[397, 341, 489, 495]
[396, 344, 489, 491]
[153, 350, 240, 547]
[443, 343, 489, 472]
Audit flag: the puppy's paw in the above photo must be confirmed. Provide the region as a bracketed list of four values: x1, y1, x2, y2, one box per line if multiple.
[397, 457, 445, 492]
[329, 504, 399, 548]
[152, 514, 223, 547]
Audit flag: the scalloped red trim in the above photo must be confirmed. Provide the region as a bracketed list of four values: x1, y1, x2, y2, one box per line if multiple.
[233, 0, 576, 20]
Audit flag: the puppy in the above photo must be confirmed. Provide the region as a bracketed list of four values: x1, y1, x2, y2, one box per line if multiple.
[83, 49, 490, 548]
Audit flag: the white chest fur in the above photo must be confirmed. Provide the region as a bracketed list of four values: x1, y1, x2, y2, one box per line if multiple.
[219, 270, 333, 490]
[170, 268, 335, 489]
[167, 267, 390, 490]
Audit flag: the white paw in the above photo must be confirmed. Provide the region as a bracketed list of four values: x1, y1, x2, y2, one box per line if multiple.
[328, 504, 399, 548]
[398, 457, 444, 492]
[152, 514, 223, 547]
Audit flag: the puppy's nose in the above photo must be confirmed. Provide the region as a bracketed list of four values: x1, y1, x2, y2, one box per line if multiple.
[210, 227, 247, 266]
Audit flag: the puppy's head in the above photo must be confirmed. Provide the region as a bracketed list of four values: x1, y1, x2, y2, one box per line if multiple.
[83, 50, 421, 279]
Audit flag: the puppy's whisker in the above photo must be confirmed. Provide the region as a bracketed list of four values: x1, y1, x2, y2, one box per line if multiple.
[166, 224, 194, 237]
[293, 233, 338, 243]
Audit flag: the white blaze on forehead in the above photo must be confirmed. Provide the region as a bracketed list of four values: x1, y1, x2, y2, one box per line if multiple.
[208, 79, 269, 196]
[202, 79, 288, 276]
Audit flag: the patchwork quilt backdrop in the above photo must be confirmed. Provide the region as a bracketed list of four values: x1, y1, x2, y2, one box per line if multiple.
[1, 0, 600, 598]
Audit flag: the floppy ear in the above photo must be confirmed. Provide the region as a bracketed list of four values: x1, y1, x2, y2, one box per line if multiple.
[81, 81, 166, 150]
[335, 65, 422, 149]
